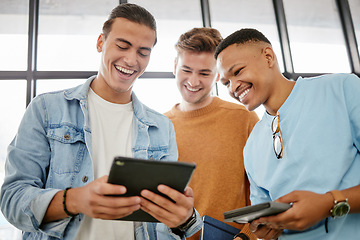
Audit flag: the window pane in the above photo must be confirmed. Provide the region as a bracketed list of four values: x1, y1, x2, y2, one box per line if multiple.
[283, 0, 351, 73]
[0, 80, 26, 237]
[349, 0, 360, 55]
[0, 81, 26, 163]
[37, 0, 118, 71]
[36, 79, 87, 95]
[133, 78, 182, 113]
[0, 0, 28, 71]
[129, 0, 203, 72]
[209, 0, 284, 73]
[0, 81, 26, 211]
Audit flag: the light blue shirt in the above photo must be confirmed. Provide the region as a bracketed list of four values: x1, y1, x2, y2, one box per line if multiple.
[0, 76, 202, 240]
[244, 73, 360, 240]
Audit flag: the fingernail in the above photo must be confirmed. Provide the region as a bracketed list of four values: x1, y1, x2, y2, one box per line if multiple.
[141, 190, 149, 197]
[119, 186, 126, 194]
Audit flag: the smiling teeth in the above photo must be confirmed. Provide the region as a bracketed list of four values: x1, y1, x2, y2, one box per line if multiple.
[187, 86, 199, 92]
[115, 65, 134, 74]
[239, 88, 250, 100]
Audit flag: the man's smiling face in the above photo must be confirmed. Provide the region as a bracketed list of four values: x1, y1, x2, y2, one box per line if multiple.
[94, 17, 156, 103]
[174, 51, 219, 110]
[216, 42, 274, 112]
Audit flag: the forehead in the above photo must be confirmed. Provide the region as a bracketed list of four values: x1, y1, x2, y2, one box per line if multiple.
[178, 51, 216, 65]
[220, 43, 258, 60]
[217, 43, 260, 70]
[107, 17, 156, 48]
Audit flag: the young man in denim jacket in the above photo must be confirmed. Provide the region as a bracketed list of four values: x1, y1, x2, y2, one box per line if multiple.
[0, 3, 201, 240]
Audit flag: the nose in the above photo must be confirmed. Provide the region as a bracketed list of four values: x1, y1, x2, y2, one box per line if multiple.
[228, 79, 239, 98]
[124, 50, 137, 67]
[187, 74, 200, 87]
[228, 79, 236, 93]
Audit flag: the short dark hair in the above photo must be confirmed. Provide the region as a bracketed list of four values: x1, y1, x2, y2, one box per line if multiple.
[102, 3, 157, 44]
[175, 27, 223, 56]
[214, 28, 271, 59]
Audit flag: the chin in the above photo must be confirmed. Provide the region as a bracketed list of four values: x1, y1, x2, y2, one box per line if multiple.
[246, 103, 262, 112]
[183, 93, 199, 103]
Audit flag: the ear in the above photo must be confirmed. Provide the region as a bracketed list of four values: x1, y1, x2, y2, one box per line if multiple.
[173, 57, 178, 76]
[215, 73, 220, 82]
[96, 34, 104, 53]
[263, 46, 275, 68]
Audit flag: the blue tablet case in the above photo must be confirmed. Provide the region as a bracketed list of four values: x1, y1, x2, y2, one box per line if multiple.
[200, 215, 240, 240]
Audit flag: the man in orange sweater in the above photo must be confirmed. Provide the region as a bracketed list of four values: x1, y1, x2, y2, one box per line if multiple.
[164, 27, 259, 240]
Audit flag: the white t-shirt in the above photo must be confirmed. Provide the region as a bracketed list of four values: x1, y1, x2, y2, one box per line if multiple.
[76, 88, 134, 240]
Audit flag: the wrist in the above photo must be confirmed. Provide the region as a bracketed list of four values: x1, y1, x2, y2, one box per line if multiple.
[171, 208, 197, 234]
[63, 188, 78, 217]
[233, 232, 250, 240]
[327, 190, 350, 218]
[324, 192, 335, 217]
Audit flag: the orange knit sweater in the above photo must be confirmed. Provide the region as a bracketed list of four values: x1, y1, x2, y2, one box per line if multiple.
[164, 97, 259, 240]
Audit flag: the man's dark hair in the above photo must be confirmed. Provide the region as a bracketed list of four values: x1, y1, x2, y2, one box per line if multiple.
[102, 3, 157, 44]
[175, 27, 223, 55]
[214, 28, 271, 59]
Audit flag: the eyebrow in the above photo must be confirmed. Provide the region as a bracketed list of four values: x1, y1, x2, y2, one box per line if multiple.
[181, 65, 213, 73]
[219, 63, 243, 82]
[199, 69, 213, 73]
[115, 38, 152, 52]
[227, 64, 236, 73]
[226, 62, 246, 76]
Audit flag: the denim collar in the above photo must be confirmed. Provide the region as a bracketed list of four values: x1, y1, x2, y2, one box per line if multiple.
[63, 75, 158, 128]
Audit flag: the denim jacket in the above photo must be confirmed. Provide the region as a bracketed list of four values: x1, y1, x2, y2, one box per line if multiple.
[0, 76, 202, 239]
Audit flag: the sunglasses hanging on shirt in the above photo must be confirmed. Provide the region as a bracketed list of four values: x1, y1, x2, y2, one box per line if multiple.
[272, 113, 283, 159]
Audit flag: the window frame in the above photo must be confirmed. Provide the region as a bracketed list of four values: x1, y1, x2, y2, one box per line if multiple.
[0, 0, 359, 107]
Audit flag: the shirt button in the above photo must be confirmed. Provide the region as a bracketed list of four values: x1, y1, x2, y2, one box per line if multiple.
[82, 176, 88, 183]
[64, 134, 71, 140]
